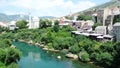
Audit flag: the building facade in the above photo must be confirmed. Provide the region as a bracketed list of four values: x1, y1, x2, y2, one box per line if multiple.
[29, 16, 39, 29]
[112, 23, 120, 41]
[95, 26, 107, 35]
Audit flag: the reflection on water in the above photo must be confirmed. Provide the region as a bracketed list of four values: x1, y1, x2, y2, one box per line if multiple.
[13, 41, 102, 68]
[29, 52, 40, 61]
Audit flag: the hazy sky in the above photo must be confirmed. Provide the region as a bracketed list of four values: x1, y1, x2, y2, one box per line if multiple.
[0, 0, 111, 17]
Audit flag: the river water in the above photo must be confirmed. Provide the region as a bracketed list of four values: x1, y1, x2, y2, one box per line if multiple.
[13, 41, 102, 68]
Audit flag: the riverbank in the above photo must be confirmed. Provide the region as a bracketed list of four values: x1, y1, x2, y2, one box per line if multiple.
[1, 27, 120, 68]
[13, 41, 102, 68]
[17, 39, 79, 59]
[16, 39, 105, 68]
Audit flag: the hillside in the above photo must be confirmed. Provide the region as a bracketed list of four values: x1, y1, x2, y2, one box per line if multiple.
[0, 13, 28, 22]
[0, 13, 56, 22]
[77, 0, 120, 14]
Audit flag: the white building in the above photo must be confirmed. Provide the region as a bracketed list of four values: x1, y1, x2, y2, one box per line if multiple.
[9, 21, 17, 30]
[0, 22, 8, 27]
[29, 16, 39, 29]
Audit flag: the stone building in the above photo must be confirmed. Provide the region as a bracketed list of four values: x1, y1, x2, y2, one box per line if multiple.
[112, 23, 120, 41]
[95, 26, 107, 35]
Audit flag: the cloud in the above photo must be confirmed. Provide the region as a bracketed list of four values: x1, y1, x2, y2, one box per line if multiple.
[0, 0, 96, 17]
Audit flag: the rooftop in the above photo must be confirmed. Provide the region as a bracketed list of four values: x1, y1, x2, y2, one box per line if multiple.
[113, 23, 120, 26]
[95, 26, 107, 29]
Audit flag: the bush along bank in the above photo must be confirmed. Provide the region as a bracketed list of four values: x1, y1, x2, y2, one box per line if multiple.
[0, 38, 21, 68]
[1, 25, 120, 68]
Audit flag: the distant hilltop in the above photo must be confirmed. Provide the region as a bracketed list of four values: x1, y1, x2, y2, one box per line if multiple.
[72, 0, 120, 16]
[0, 13, 56, 22]
[0, 13, 29, 22]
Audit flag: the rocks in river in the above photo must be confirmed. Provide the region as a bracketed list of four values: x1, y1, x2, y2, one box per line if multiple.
[11, 45, 16, 48]
[19, 39, 25, 42]
[66, 53, 78, 59]
[43, 47, 49, 50]
[40, 44, 44, 47]
[35, 43, 40, 46]
[49, 49, 59, 52]
[42, 47, 59, 52]
[28, 40, 33, 44]
[57, 56, 61, 59]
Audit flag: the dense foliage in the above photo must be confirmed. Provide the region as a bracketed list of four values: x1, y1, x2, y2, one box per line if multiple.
[39, 19, 52, 28]
[1, 20, 120, 68]
[0, 28, 21, 68]
[0, 27, 9, 33]
[77, 14, 92, 21]
[16, 20, 28, 29]
[113, 15, 120, 24]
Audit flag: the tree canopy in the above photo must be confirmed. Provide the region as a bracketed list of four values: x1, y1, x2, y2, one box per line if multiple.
[77, 14, 92, 21]
[16, 20, 28, 29]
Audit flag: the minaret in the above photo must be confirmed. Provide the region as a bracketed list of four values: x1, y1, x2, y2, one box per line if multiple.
[29, 13, 32, 29]
[20, 13, 24, 20]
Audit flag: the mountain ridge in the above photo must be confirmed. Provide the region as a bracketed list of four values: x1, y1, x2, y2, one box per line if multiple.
[0, 13, 56, 22]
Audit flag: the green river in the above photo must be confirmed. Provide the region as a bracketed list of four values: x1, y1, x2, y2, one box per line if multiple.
[13, 41, 102, 68]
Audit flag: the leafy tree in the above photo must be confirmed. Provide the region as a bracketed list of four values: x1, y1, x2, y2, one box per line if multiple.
[92, 23, 102, 30]
[70, 44, 80, 54]
[7, 63, 18, 68]
[39, 19, 47, 28]
[0, 27, 9, 33]
[113, 42, 120, 67]
[16, 20, 28, 29]
[0, 62, 6, 68]
[5, 48, 21, 65]
[0, 49, 6, 63]
[80, 52, 90, 62]
[3, 39, 12, 46]
[53, 20, 59, 32]
[113, 15, 120, 24]
[95, 52, 113, 66]
[0, 41, 9, 48]
[52, 41, 59, 50]
[100, 41, 114, 53]
[77, 14, 92, 21]
[39, 19, 52, 28]
[45, 19, 52, 27]
[65, 16, 74, 20]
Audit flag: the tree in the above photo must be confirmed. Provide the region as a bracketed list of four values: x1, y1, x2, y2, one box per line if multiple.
[5, 48, 21, 65]
[39, 19, 47, 28]
[70, 44, 80, 54]
[95, 52, 113, 66]
[53, 20, 59, 32]
[45, 19, 52, 27]
[0, 62, 6, 68]
[3, 39, 12, 46]
[65, 16, 74, 20]
[16, 20, 28, 29]
[113, 15, 120, 24]
[113, 42, 120, 68]
[0, 49, 6, 63]
[80, 52, 90, 62]
[7, 63, 18, 68]
[77, 14, 92, 21]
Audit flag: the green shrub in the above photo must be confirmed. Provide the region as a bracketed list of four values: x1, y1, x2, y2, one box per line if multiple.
[0, 62, 6, 68]
[0, 49, 6, 63]
[7, 63, 18, 68]
[47, 43, 53, 49]
[70, 44, 80, 54]
[80, 52, 90, 62]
